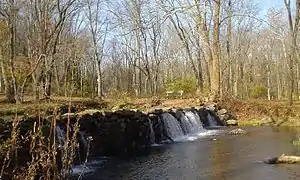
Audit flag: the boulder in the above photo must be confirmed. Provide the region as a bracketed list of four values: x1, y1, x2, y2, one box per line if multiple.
[217, 109, 227, 115]
[228, 128, 247, 135]
[260, 117, 274, 125]
[226, 119, 238, 126]
[219, 113, 230, 121]
[264, 154, 300, 164]
[153, 109, 164, 114]
[205, 104, 216, 112]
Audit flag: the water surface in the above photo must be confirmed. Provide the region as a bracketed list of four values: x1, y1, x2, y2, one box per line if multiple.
[74, 127, 300, 180]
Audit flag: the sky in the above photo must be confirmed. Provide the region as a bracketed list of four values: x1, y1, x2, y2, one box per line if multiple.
[254, 0, 286, 17]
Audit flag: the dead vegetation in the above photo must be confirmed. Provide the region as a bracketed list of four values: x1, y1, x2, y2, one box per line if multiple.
[0, 106, 81, 179]
[219, 98, 297, 122]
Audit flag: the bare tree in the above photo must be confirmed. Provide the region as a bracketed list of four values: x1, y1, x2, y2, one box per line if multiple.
[85, 0, 108, 99]
[284, 0, 300, 105]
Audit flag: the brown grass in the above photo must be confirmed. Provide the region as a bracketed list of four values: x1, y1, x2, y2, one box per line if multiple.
[1, 95, 300, 123]
[219, 98, 299, 121]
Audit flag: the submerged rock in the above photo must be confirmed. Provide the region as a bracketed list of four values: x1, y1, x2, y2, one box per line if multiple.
[228, 128, 247, 135]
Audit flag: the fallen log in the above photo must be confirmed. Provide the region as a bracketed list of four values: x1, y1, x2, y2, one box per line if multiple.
[264, 154, 300, 164]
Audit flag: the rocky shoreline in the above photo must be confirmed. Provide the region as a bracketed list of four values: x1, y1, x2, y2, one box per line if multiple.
[0, 105, 235, 151]
[53, 104, 235, 157]
[0, 103, 237, 179]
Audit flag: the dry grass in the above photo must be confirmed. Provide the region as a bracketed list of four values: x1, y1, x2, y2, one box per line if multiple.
[0, 95, 108, 117]
[0, 106, 81, 179]
[1, 95, 300, 125]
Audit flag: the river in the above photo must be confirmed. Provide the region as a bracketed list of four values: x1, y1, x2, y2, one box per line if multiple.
[72, 127, 300, 180]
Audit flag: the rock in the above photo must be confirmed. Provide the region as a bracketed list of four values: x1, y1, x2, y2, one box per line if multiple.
[78, 109, 102, 116]
[260, 117, 274, 125]
[205, 104, 216, 112]
[228, 128, 247, 135]
[226, 119, 238, 126]
[103, 111, 113, 116]
[153, 109, 164, 114]
[219, 114, 230, 121]
[197, 108, 209, 127]
[264, 154, 300, 164]
[217, 109, 227, 115]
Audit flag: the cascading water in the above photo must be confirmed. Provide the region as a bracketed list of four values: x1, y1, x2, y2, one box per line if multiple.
[207, 113, 218, 127]
[160, 113, 184, 141]
[147, 118, 156, 145]
[79, 131, 88, 150]
[69, 109, 224, 178]
[56, 125, 66, 148]
[175, 111, 194, 134]
[184, 110, 205, 133]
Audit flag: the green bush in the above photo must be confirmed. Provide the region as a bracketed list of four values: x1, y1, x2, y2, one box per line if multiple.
[249, 85, 268, 99]
[165, 76, 198, 94]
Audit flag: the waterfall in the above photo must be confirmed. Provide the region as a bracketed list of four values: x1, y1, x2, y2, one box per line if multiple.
[56, 125, 66, 148]
[184, 110, 205, 133]
[79, 131, 88, 150]
[175, 111, 193, 134]
[147, 118, 156, 145]
[207, 113, 218, 127]
[160, 113, 184, 140]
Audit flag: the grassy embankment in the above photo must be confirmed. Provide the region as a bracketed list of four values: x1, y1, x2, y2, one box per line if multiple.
[219, 98, 300, 127]
[1, 95, 300, 127]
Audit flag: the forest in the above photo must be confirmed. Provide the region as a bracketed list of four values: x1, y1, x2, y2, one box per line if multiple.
[1, 1, 300, 180]
[0, 0, 299, 104]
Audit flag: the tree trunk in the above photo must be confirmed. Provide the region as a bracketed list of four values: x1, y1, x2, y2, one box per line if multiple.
[284, 0, 300, 105]
[196, 49, 204, 93]
[277, 62, 282, 100]
[54, 63, 60, 96]
[267, 64, 271, 100]
[1, 52, 14, 103]
[195, 0, 212, 93]
[233, 62, 239, 98]
[95, 60, 102, 98]
[211, 0, 221, 97]
[226, 0, 232, 95]
[9, 0, 19, 103]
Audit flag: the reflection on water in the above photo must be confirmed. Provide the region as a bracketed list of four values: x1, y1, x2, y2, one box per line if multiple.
[73, 127, 300, 180]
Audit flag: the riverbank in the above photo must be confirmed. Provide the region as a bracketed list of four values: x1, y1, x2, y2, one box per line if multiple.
[1, 96, 299, 127]
[0, 96, 228, 179]
[219, 98, 300, 127]
[0, 96, 300, 179]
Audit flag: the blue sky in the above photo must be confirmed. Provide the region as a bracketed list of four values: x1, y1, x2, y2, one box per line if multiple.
[254, 0, 285, 17]
[254, 0, 284, 8]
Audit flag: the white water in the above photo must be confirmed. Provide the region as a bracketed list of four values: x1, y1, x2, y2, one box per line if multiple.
[177, 129, 221, 142]
[184, 110, 204, 133]
[70, 110, 223, 178]
[79, 131, 88, 150]
[147, 118, 156, 144]
[207, 113, 218, 127]
[55, 125, 66, 148]
[160, 111, 221, 142]
[176, 111, 194, 134]
[71, 158, 109, 176]
[160, 113, 185, 141]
